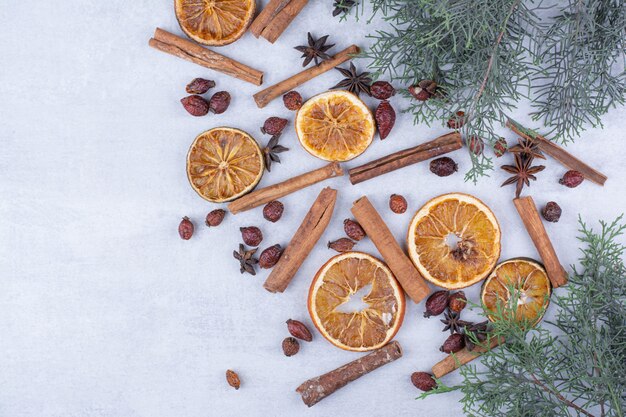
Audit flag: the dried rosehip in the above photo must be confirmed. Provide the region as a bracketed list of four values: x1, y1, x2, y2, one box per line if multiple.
[375, 100, 396, 140]
[259, 244, 283, 269]
[440, 333, 465, 353]
[389, 194, 407, 214]
[408, 85, 430, 101]
[344, 219, 366, 241]
[263, 200, 284, 222]
[186, 78, 215, 94]
[240, 226, 263, 247]
[226, 369, 240, 389]
[559, 170, 584, 188]
[208, 91, 231, 114]
[542, 201, 562, 223]
[181, 95, 210, 116]
[205, 209, 225, 227]
[178, 217, 194, 240]
[419, 79, 438, 94]
[261, 117, 288, 135]
[430, 157, 458, 177]
[370, 81, 396, 100]
[411, 372, 437, 392]
[282, 337, 300, 357]
[448, 291, 467, 313]
[328, 238, 355, 253]
[493, 137, 508, 157]
[286, 319, 313, 342]
[447, 111, 465, 129]
[424, 290, 449, 318]
[283, 91, 303, 111]
[467, 136, 485, 155]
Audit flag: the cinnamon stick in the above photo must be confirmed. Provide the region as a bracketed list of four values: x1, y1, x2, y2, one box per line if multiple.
[260, 0, 309, 43]
[227, 162, 343, 214]
[432, 337, 503, 378]
[253, 45, 360, 108]
[296, 341, 403, 407]
[249, 0, 291, 37]
[351, 196, 430, 303]
[263, 187, 337, 293]
[348, 132, 463, 184]
[513, 196, 568, 288]
[506, 118, 607, 186]
[148, 28, 263, 86]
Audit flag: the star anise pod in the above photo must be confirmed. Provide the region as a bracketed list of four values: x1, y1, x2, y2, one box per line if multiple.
[332, 0, 356, 16]
[295, 32, 335, 67]
[263, 134, 289, 172]
[501, 153, 546, 198]
[233, 244, 258, 276]
[440, 310, 471, 334]
[463, 321, 493, 351]
[508, 137, 545, 160]
[331, 62, 372, 96]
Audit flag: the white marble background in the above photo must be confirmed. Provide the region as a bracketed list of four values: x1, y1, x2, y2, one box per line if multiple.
[1, 1, 624, 416]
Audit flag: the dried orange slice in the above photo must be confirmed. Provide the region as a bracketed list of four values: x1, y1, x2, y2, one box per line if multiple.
[481, 258, 551, 326]
[295, 91, 375, 162]
[186, 127, 263, 203]
[308, 252, 405, 352]
[407, 193, 501, 289]
[175, 0, 255, 46]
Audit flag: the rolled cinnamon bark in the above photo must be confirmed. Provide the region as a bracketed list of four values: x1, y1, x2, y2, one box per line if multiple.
[263, 187, 337, 293]
[296, 341, 403, 407]
[351, 196, 430, 303]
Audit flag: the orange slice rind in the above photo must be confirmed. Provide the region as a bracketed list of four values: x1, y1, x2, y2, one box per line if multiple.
[295, 91, 375, 162]
[407, 193, 501, 289]
[308, 252, 405, 352]
[175, 0, 255, 46]
[186, 127, 263, 203]
[481, 258, 551, 327]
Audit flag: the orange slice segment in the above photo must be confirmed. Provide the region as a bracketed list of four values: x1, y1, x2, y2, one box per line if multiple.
[407, 193, 501, 289]
[175, 0, 255, 46]
[295, 91, 375, 162]
[186, 127, 263, 203]
[481, 258, 551, 326]
[308, 252, 405, 352]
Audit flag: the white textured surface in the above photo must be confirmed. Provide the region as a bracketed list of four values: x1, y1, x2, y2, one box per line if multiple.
[0, 2, 624, 417]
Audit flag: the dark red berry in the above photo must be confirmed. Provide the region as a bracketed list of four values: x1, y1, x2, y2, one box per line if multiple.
[389, 194, 408, 214]
[205, 209, 226, 227]
[493, 137, 508, 157]
[411, 372, 437, 392]
[440, 333, 465, 353]
[283, 91, 303, 111]
[447, 111, 465, 129]
[408, 85, 430, 101]
[559, 170, 584, 188]
[448, 291, 467, 313]
[263, 201, 284, 222]
[180, 95, 210, 116]
[343, 219, 366, 241]
[259, 244, 283, 269]
[467, 136, 485, 155]
[186, 78, 215, 94]
[240, 226, 263, 246]
[430, 157, 458, 177]
[375, 100, 396, 140]
[178, 217, 194, 240]
[261, 117, 288, 135]
[370, 81, 396, 100]
[328, 238, 356, 253]
[424, 290, 449, 318]
[282, 337, 300, 356]
[208, 91, 231, 114]
[542, 201, 562, 223]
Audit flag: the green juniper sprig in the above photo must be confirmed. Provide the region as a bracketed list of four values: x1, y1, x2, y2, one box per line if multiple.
[343, 0, 625, 181]
[416, 216, 626, 417]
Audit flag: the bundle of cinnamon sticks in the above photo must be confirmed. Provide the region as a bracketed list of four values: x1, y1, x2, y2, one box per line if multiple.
[249, 0, 309, 43]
